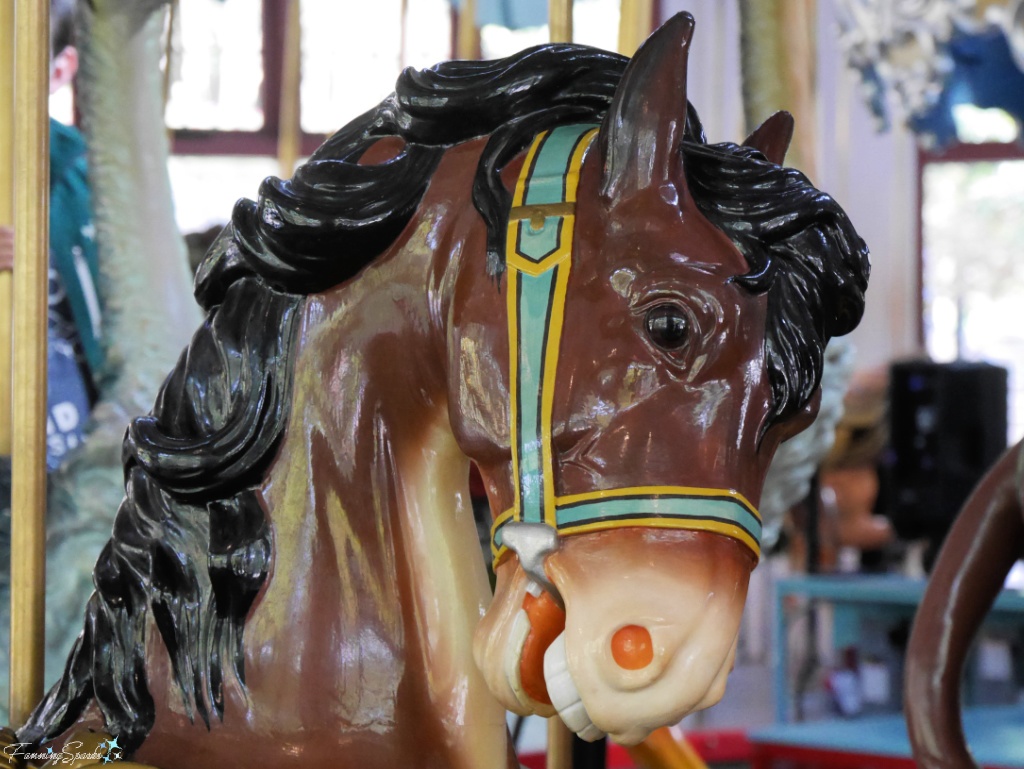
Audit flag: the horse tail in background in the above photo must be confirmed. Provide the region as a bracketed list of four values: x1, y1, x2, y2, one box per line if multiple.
[905, 441, 1024, 769]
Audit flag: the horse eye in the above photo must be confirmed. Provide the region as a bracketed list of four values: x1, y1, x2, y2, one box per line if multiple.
[644, 305, 689, 351]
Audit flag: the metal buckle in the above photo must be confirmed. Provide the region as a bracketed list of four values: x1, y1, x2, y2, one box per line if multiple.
[499, 521, 564, 610]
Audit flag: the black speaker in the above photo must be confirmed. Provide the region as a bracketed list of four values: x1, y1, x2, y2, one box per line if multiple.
[887, 360, 1008, 547]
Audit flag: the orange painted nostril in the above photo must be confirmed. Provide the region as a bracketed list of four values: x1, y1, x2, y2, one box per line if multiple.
[611, 624, 653, 670]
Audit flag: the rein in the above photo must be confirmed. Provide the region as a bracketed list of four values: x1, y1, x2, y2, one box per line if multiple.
[490, 124, 762, 586]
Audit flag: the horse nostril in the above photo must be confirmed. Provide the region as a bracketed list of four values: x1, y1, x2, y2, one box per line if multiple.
[610, 625, 653, 670]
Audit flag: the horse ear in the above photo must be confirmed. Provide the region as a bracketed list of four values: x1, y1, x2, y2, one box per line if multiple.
[599, 12, 695, 205]
[742, 111, 794, 166]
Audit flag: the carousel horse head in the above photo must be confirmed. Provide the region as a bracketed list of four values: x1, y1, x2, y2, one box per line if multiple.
[466, 15, 868, 744]
[18, 12, 867, 764]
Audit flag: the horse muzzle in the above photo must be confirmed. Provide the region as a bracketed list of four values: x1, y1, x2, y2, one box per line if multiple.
[475, 527, 753, 745]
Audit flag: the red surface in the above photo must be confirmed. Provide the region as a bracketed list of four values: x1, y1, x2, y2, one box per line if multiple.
[751, 743, 1018, 769]
[685, 730, 752, 761]
[517, 729, 752, 767]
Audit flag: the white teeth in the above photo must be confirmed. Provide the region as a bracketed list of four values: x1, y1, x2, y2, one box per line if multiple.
[543, 633, 606, 742]
[525, 580, 543, 597]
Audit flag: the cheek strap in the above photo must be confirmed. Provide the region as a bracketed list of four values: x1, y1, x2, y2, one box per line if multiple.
[493, 124, 762, 572]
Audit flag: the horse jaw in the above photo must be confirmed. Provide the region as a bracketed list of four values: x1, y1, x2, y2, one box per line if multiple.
[544, 528, 751, 744]
[473, 560, 558, 719]
[395, 409, 512, 768]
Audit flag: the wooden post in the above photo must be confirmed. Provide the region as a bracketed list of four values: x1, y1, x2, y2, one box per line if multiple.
[0, 0, 15, 457]
[738, 0, 818, 179]
[626, 726, 712, 769]
[456, 0, 479, 60]
[277, 0, 302, 179]
[10, 0, 50, 726]
[544, 3, 574, 763]
[779, 0, 818, 180]
[617, 0, 654, 56]
[549, 0, 572, 44]
[546, 713, 574, 769]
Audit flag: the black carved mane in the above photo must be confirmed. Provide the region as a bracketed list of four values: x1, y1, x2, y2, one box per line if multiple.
[683, 141, 870, 430]
[19, 43, 868, 756]
[19, 43, 631, 754]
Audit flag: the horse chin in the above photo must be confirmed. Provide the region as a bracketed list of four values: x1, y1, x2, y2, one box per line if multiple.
[540, 528, 752, 744]
[542, 629, 738, 745]
[474, 529, 752, 742]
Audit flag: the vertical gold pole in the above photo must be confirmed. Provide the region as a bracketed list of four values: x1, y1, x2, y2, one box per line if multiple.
[549, 0, 572, 43]
[10, 0, 50, 726]
[456, 0, 478, 59]
[546, 715, 574, 769]
[626, 726, 712, 769]
[738, 0, 818, 178]
[544, 3, 574, 764]
[780, 0, 817, 180]
[277, 0, 302, 179]
[0, 0, 15, 457]
[617, 0, 654, 56]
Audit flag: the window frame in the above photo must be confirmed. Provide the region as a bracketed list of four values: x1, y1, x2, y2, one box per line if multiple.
[169, 0, 458, 158]
[917, 140, 1024, 349]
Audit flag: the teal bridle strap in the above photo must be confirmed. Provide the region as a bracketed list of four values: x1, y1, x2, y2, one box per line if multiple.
[491, 124, 762, 570]
[506, 124, 597, 530]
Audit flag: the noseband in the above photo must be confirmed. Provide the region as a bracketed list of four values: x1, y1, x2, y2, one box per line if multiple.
[491, 125, 762, 593]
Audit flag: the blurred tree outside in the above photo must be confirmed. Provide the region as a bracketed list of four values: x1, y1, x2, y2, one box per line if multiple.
[923, 159, 1024, 439]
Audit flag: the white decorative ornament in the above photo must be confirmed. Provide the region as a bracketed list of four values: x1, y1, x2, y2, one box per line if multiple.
[835, 0, 979, 130]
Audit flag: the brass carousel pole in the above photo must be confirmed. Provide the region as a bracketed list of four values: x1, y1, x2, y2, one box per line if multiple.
[10, 0, 50, 726]
[278, 0, 302, 179]
[549, 0, 572, 43]
[617, 0, 653, 56]
[617, 8, 715, 767]
[738, 0, 818, 178]
[0, 0, 16, 457]
[546, 4, 573, 767]
[456, 0, 479, 59]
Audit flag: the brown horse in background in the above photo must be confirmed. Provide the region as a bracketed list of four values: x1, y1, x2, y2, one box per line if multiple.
[906, 440, 1024, 769]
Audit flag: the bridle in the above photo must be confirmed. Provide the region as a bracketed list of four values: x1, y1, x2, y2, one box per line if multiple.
[490, 124, 762, 600]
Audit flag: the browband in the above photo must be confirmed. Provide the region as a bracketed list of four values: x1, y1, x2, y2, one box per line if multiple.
[490, 124, 762, 569]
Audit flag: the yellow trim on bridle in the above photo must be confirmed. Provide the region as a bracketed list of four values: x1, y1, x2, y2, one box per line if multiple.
[493, 125, 762, 570]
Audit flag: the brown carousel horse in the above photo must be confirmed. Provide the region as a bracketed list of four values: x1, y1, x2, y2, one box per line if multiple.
[906, 440, 1024, 769]
[11, 14, 868, 769]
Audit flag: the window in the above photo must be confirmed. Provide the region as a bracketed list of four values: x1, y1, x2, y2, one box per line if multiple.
[299, 0, 451, 135]
[920, 119, 1024, 440]
[479, 0, 619, 58]
[165, 0, 453, 235]
[165, 0, 264, 131]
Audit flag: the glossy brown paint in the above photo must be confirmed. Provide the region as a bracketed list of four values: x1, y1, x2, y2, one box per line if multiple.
[152, 17, 783, 761]
[131, 120, 768, 768]
[905, 441, 1024, 769]
[449, 150, 778, 533]
[131, 138, 511, 769]
[452, 13, 782, 529]
[468, 18, 809, 743]
[30, 14, 870, 766]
